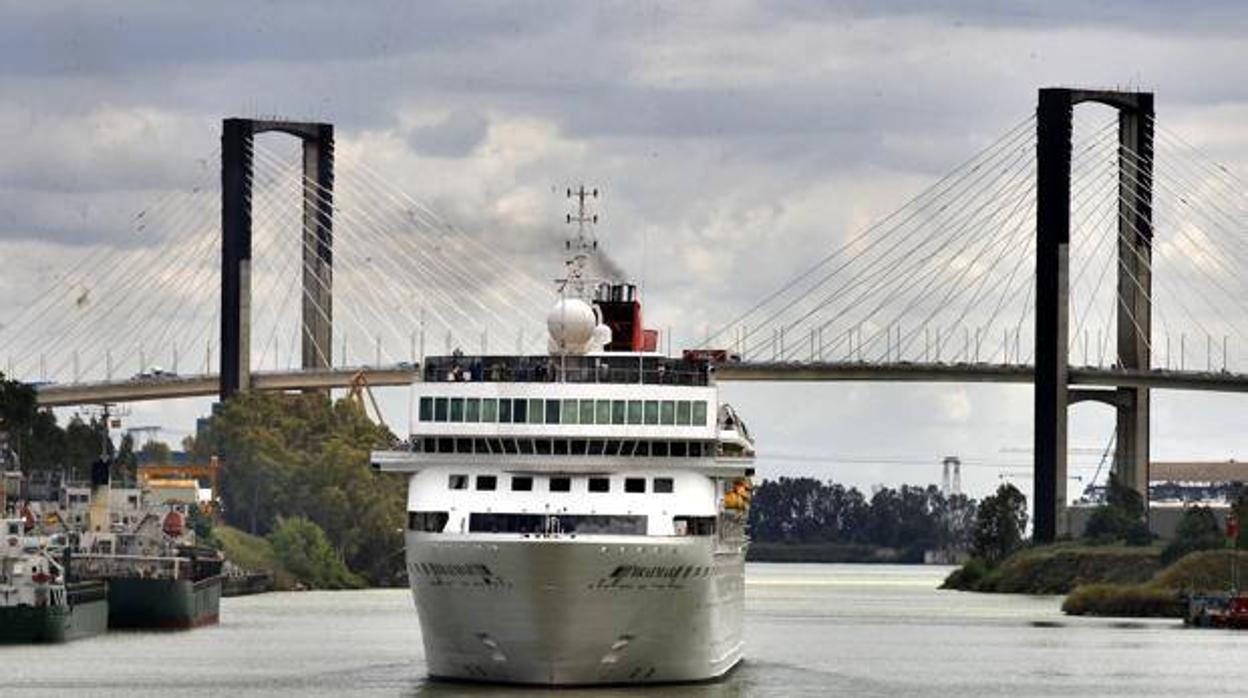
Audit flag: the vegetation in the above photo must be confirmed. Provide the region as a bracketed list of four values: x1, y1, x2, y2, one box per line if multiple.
[1080, 473, 1152, 546]
[215, 525, 297, 591]
[1062, 583, 1182, 617]
[1161, 506, 1225, 565]
[268, 516, 365, 589]
[942, 484, 1031, 588]
[1062, 550, 1248, 618]
[748, 542, 908, 564]
[945, 543, 1161, 594]
[195, 391, 406, 587]
[1, 372, 115, 475]
[746, 477, 976, 562]
[971, 483, 1028, 564]
[941, 484, 1168, 594]
[138, 439, 173, 464]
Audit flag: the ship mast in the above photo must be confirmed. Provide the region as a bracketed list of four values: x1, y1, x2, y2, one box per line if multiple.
[562, 185, 599, 301]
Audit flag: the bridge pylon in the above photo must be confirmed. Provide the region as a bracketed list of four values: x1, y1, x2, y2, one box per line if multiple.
[221, 118, 334, 400]
[1034, 88, 1153, 543]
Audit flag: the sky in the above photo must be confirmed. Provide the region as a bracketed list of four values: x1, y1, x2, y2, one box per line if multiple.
[4, 1, 1248, 504]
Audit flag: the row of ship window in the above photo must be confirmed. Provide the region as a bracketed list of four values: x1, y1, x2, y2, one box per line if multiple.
[414, 437, 714, 458]
[447, 473, 675, 494]
[418, 397, 709, 427]
[407, 512, 718, 536]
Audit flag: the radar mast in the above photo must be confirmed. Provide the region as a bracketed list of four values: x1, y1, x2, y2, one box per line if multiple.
[562, 185, 599, 301]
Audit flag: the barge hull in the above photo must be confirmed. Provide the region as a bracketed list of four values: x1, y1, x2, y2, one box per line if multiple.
[0, 599, 108, 644]
[107, 576, 223, 629]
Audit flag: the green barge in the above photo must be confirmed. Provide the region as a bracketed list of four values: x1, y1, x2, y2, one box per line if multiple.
[72, 551, 224, 630]
[108, 575, 222, 629]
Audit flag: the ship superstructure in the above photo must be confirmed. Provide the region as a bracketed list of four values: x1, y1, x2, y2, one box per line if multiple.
[0, 518, 108, 643]
[372, 188, 754, 685]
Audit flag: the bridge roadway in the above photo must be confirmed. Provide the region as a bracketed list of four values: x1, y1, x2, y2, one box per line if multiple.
[714, 361, 1248, 393]
[31, 360, 1248, 407]
[34, 366, 419, 407]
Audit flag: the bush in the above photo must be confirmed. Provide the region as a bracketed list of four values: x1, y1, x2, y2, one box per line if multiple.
[1062, 583, 1181, 617]
[268, 516, 365, 589]
[1154, 549, 1248, 591]
[941, 557, 990, 590]
[943, 544, 1160, 594]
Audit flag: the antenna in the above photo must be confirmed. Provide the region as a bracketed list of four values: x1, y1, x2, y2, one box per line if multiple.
[562, 185, 600, 300]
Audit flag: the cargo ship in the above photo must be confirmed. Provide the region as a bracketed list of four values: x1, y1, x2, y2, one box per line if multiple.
[1, 517, 109, 643]
[69, 459, 223, 629]
[372, 188, 755, 685]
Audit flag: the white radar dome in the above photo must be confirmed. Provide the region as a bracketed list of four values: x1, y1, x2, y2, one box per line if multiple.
[547, 298, 598, 350]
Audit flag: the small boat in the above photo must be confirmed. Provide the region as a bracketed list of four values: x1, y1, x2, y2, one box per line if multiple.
[1189, 592, 1248, 629]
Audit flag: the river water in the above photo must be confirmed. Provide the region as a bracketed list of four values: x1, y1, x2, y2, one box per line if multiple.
[4, 563, 1247, 696]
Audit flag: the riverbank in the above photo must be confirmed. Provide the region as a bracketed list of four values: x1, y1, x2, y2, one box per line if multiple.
[747, 542, 925, 564]
[215, 525, 295, 591]
[1063, 549, 1248, 618]
[941, 543, 1161, 594]
[942, 542, 1248, 618]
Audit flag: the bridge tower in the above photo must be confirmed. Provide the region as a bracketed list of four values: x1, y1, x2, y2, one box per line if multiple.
[221, 118, 334, 400]
[1034, 88, 1153, 542]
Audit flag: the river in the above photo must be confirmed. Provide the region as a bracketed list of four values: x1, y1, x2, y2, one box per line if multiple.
[4, 564, 1246, 696]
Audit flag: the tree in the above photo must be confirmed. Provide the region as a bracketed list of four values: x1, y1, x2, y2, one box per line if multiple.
[138, 439, 173, 464]
[1161, 505, 1223, 565]
[746, 477, 975, 558]
[63, 416, 110, 479]
[972, 483, 1028, 564]
[1082, 472, 1151, 546]
[268, 516, 363, 589]
[0, 373, 64, 471]
[114, 433, 138, 484]
[207, 391, 404, 584]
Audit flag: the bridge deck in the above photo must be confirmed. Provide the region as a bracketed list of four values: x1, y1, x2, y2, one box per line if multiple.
[31, 361, 1248, 406]
[715, 361, 1248, 393]
[34, 367, 418, 407]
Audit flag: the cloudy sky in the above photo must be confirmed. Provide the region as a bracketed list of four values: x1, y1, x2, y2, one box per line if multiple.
[4, 1, 1248, 503]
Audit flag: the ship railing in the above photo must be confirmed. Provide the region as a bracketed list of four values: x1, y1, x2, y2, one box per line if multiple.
[70, 553, 190, 581]
[423, 355, 710, 386]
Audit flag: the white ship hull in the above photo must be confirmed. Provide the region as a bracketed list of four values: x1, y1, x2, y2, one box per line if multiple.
[406, 532, 745, 685]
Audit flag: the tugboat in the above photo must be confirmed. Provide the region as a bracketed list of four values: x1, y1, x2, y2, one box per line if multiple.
[372, 188, 755, 685]
[69, 459, 224, 629]
[0, 516, 109, 643]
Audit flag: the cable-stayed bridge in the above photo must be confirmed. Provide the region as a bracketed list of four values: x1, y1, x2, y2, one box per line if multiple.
[6, 88, 1248, 540]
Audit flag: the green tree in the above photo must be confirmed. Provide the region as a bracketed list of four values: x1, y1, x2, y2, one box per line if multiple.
[972, 483, 1028, 564]
[138, 439, 173, 464]
[0, 373, 65, 471]
[63, 416, 111, 479]
[208, 392, 404, 584]
[1083, 473, 1152, 546]
[114, 433, 139, 484]
[268, 515, 363, 589]
[1161, 505, 1224, 565]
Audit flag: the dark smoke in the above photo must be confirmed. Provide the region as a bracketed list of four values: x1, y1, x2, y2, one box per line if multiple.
[594, 251, 628, 283]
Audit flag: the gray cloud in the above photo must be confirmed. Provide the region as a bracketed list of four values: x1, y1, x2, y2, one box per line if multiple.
[404, 109, 490, 157]
[7, 1, 1248, 497]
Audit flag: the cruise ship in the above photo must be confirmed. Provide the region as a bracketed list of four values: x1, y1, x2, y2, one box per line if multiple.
[371, 188, 755, 685]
